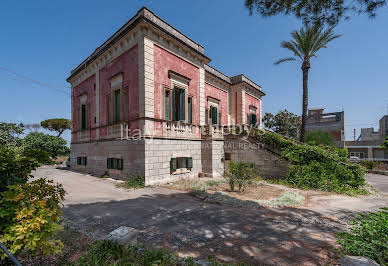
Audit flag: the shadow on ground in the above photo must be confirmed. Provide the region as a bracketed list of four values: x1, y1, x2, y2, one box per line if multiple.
[63, 192, 344, 265]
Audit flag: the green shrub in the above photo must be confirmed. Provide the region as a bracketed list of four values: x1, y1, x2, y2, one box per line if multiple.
[359, 160, 380, 170]
[251, 130, 366, 194]
[306, 131, 334, 146]
[336, 208, 388, 265]
[72, 239, 195, 265]
[116, 175, 145, 189]
[22, 132, 69, 159]
[224, 162, 259, 192]
[0, 147, 40, 193]
[0, 178, 65, 258]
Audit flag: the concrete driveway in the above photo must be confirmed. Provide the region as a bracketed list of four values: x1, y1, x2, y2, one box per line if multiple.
[33, 166, 388, 265]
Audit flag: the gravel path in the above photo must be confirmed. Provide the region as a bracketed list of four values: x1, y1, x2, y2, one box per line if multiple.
[34, 166, 388, 265]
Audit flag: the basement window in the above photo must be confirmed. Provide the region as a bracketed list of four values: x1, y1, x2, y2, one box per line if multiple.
[77, 157, 87, 166]
[170, 157, 192, 174]
[107, 158, 124, 170]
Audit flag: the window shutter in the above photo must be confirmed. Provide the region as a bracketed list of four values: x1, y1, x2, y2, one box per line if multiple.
[218, 111, 222, 126]
[121, 87, 128, 122]
[78, 104, 82, 130]
[170, 158, 177, 173]
[188, 97, 192, 124]
[107, 158, 111, 169]
[186, 157, 193, 169]
[77, 157, 81, 165]
[180, 90, 185, 122]
[84, 157, 87, 166]
[172, 89, 176, 121]
[115, 90, 121, 123]
[252, 114, 257, 126]
[81, 104, 87, 130]
[165, 90, 170, 120]
[213, 107, 218, 125]
[118, 159, 123, 170]
[86, 102, 91, 129]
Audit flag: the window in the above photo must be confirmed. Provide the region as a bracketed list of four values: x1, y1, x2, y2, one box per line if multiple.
[114, 89, 121, 123]
[209, 106, 218, 125]
[165, 90, 171, 120]
[172, 87, 185, 122]
[107, 158, 124, 170]
[81, 104, 87, 130]
[77, 157, 87, 166]
[249, 113, 257, 126]
[170, 157, 192, 173]
[188, 97, 192, 124]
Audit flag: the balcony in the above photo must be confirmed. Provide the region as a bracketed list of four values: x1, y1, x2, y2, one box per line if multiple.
[106, 123, 128, 139]
[163, 121, 199, 139]
[77, 130, 90, 142]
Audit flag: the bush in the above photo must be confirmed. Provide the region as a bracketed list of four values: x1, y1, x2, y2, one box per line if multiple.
[251, 130, 366, 194]
[22, 132, 69, 159]
[116, 175, 145, 189]
[306, 131, 334, 146]
[0, 147, 40, 193]
[359, 160, 380, 170]
[224, 162, 259, 192]
[336, 208, 388, 265]
[0, 178, 65, 258]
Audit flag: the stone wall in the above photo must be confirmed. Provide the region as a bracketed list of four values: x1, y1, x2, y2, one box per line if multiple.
[70, 139, 145, 179]
[144, 138, 203, 185]
[224, 137, 289, 179]
[201, 139, 225, 177]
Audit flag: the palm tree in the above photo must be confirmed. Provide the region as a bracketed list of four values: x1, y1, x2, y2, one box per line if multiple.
[275, 25, 341, 143]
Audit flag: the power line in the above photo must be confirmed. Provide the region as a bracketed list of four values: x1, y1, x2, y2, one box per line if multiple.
[0, 66, 70, 96]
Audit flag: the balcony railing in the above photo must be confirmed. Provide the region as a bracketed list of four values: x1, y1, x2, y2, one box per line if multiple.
[107, 123, 128, 139]
[164, 121, 199, 138]
[77, 130, 90, 142]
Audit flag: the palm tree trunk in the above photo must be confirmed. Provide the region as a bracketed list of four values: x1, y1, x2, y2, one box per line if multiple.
[300, 61, 310, 143]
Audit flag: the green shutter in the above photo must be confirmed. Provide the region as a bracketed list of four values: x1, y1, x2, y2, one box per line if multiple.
[118, 159, 123, 170]
[81, 104, 86, 130]
[252, 114, 257, 126]
[212, 107, 218, 125]
[188, 97, 192, 124]
[172, 89, 177, 121]
[170, 158, 177, 173]
[165, 91, 170, 120]
[186, 157, 193, 169]
[84, 157, 87, 166]
[180, 90, 185, 122]
[115, 90, 121, 123]
[107, 158, 111, 169]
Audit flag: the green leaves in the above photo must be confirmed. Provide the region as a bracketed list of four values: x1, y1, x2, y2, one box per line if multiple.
[262, 109, 301, 140]
[252, 130, 367, 194]
[275, 24, 340, 66]
[224, 162, 260, 192]
[40, 118, 71, 137]
[337, 209, 388, 265]
[0, 178, 65, 259]
[0, 122, 24, 147]
[22, 132, 69, 159]
[245, 0, 386, 26]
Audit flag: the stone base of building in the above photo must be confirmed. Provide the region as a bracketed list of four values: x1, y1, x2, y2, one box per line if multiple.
[70, 138, 225, 185]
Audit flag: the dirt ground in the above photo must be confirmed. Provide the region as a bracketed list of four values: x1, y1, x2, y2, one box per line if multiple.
[34, 166, 388, 265]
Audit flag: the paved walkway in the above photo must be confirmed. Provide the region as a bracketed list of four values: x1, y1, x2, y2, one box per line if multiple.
[34, 166, 388, 265]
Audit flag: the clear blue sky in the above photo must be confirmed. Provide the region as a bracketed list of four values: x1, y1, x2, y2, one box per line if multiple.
[1, 0, 387, 142]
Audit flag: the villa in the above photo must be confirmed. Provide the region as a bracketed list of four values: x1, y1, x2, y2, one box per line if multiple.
[67, 7, 265, 184]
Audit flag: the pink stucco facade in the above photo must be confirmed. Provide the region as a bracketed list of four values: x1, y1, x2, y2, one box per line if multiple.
[205, 82, 228, 125]
[67, 7, 265, 184]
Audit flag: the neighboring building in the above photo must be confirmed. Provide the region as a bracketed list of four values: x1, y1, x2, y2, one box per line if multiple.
[305, 108, 345, 147]
[67, 7, 265, 185]
[345, 115, 388, 161]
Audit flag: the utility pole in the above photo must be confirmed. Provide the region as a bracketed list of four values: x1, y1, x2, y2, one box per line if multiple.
[353, 129, 356, 141]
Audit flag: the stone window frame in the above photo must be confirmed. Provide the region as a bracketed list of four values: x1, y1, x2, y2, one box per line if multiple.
[163, 71, 190, 124]
[107, 73, 128, 125]
[79, 94, 88, 131]
[207, 96, 221, 126]
[107, 154, 124, 174]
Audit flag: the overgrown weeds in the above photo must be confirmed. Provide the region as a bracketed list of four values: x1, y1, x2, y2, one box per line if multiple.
[336, 208, 388, 265]
[116, 175, 145, 189]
